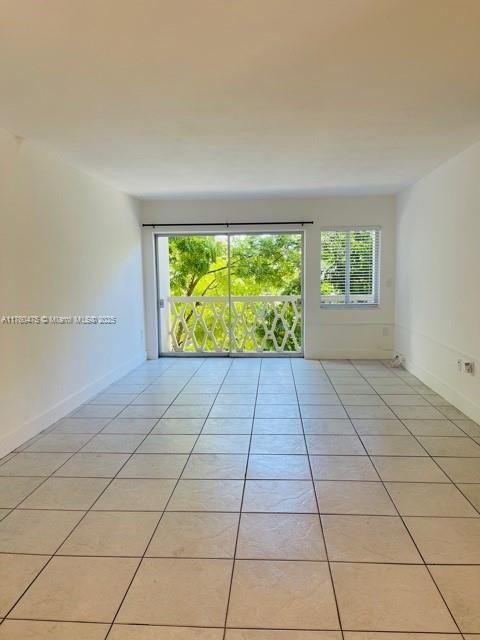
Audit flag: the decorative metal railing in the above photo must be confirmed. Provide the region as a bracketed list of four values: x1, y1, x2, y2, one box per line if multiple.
[168, 295, 302, 353]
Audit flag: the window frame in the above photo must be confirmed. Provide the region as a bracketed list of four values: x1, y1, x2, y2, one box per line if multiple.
[320, 226, 381, 309]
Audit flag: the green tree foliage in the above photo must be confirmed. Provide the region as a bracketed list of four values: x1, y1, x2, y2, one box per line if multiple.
[168, 234, 302, 352]
[168, 236, 228, 297]
[320, 231, 346, 297]
[349, 230, 375, 296]
[321, 230, 375, 302]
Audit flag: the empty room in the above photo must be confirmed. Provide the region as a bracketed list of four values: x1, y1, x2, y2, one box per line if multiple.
[0, 1, 479, 639]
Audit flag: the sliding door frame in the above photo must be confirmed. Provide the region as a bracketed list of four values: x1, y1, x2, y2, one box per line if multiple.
[154, 229, 305, 357]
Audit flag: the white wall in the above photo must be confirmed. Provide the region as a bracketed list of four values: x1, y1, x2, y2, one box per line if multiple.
[395, 141, 480, 423]
[141, 195, 396, 360]
[0, 129, 145, 456]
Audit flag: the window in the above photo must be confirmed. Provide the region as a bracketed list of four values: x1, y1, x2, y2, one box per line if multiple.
[320, 228, 380, 306]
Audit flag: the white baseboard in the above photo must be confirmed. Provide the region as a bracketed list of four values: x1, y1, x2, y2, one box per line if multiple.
[404, 356, 480, 424]
[395, 323, 480, 424]
[307, 348, 394, 360]
[0, 352, 146, 458]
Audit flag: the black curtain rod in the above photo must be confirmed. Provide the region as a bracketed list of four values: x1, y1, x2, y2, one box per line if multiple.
[143, 221, 314, 228]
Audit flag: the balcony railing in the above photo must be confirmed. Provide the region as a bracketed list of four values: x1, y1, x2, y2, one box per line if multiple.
[168, 295, 302, 353]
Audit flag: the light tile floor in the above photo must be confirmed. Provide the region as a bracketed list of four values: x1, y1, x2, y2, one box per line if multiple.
[0, 357, 479, 639]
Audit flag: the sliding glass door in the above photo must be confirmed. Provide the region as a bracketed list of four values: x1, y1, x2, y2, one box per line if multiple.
[156, 232, 303, 355]
[228, 234, 302, 353]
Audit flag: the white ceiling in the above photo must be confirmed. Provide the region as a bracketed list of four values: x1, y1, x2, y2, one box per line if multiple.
[1, 0, 480, 198]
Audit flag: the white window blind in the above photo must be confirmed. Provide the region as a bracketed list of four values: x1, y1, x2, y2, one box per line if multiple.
[320, 228, 380, 306]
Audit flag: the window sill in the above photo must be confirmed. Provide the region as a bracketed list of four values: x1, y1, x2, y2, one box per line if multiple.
[320, 304, 380, 310]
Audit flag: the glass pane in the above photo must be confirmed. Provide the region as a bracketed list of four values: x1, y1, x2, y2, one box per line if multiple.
[165, 235, 230, 353]
[229, 233, 302, 353]
[349, 229, 375, 304]
[321, 231, 346, 304]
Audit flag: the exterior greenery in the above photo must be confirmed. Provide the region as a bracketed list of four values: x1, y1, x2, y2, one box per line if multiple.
[321, 229, 376, 304]
[168, 234, 302, 352]
[166, 229, 376, 352]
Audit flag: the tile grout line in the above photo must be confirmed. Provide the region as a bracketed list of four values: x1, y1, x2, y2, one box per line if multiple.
[3, 549, 480, 564]
[291, 357, 346, 638]
[369, 364, 480, 517]
[345, 359, 466, 636]
[0, 618, 471, 634]
[0, 357, 478, 634]
[0, 357, 202, 628]
[221, 357, 261, 640]
[3, 508, 478, 518]
[371, 361, 477, 640]
[335, 360, 480, 517]
[103, 356, 235, 638]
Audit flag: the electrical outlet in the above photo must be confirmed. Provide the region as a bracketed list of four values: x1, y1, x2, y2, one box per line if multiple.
[464, 361, 475, 375]
[391, 354, 403, 368]
[457, 359, 463, 372]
